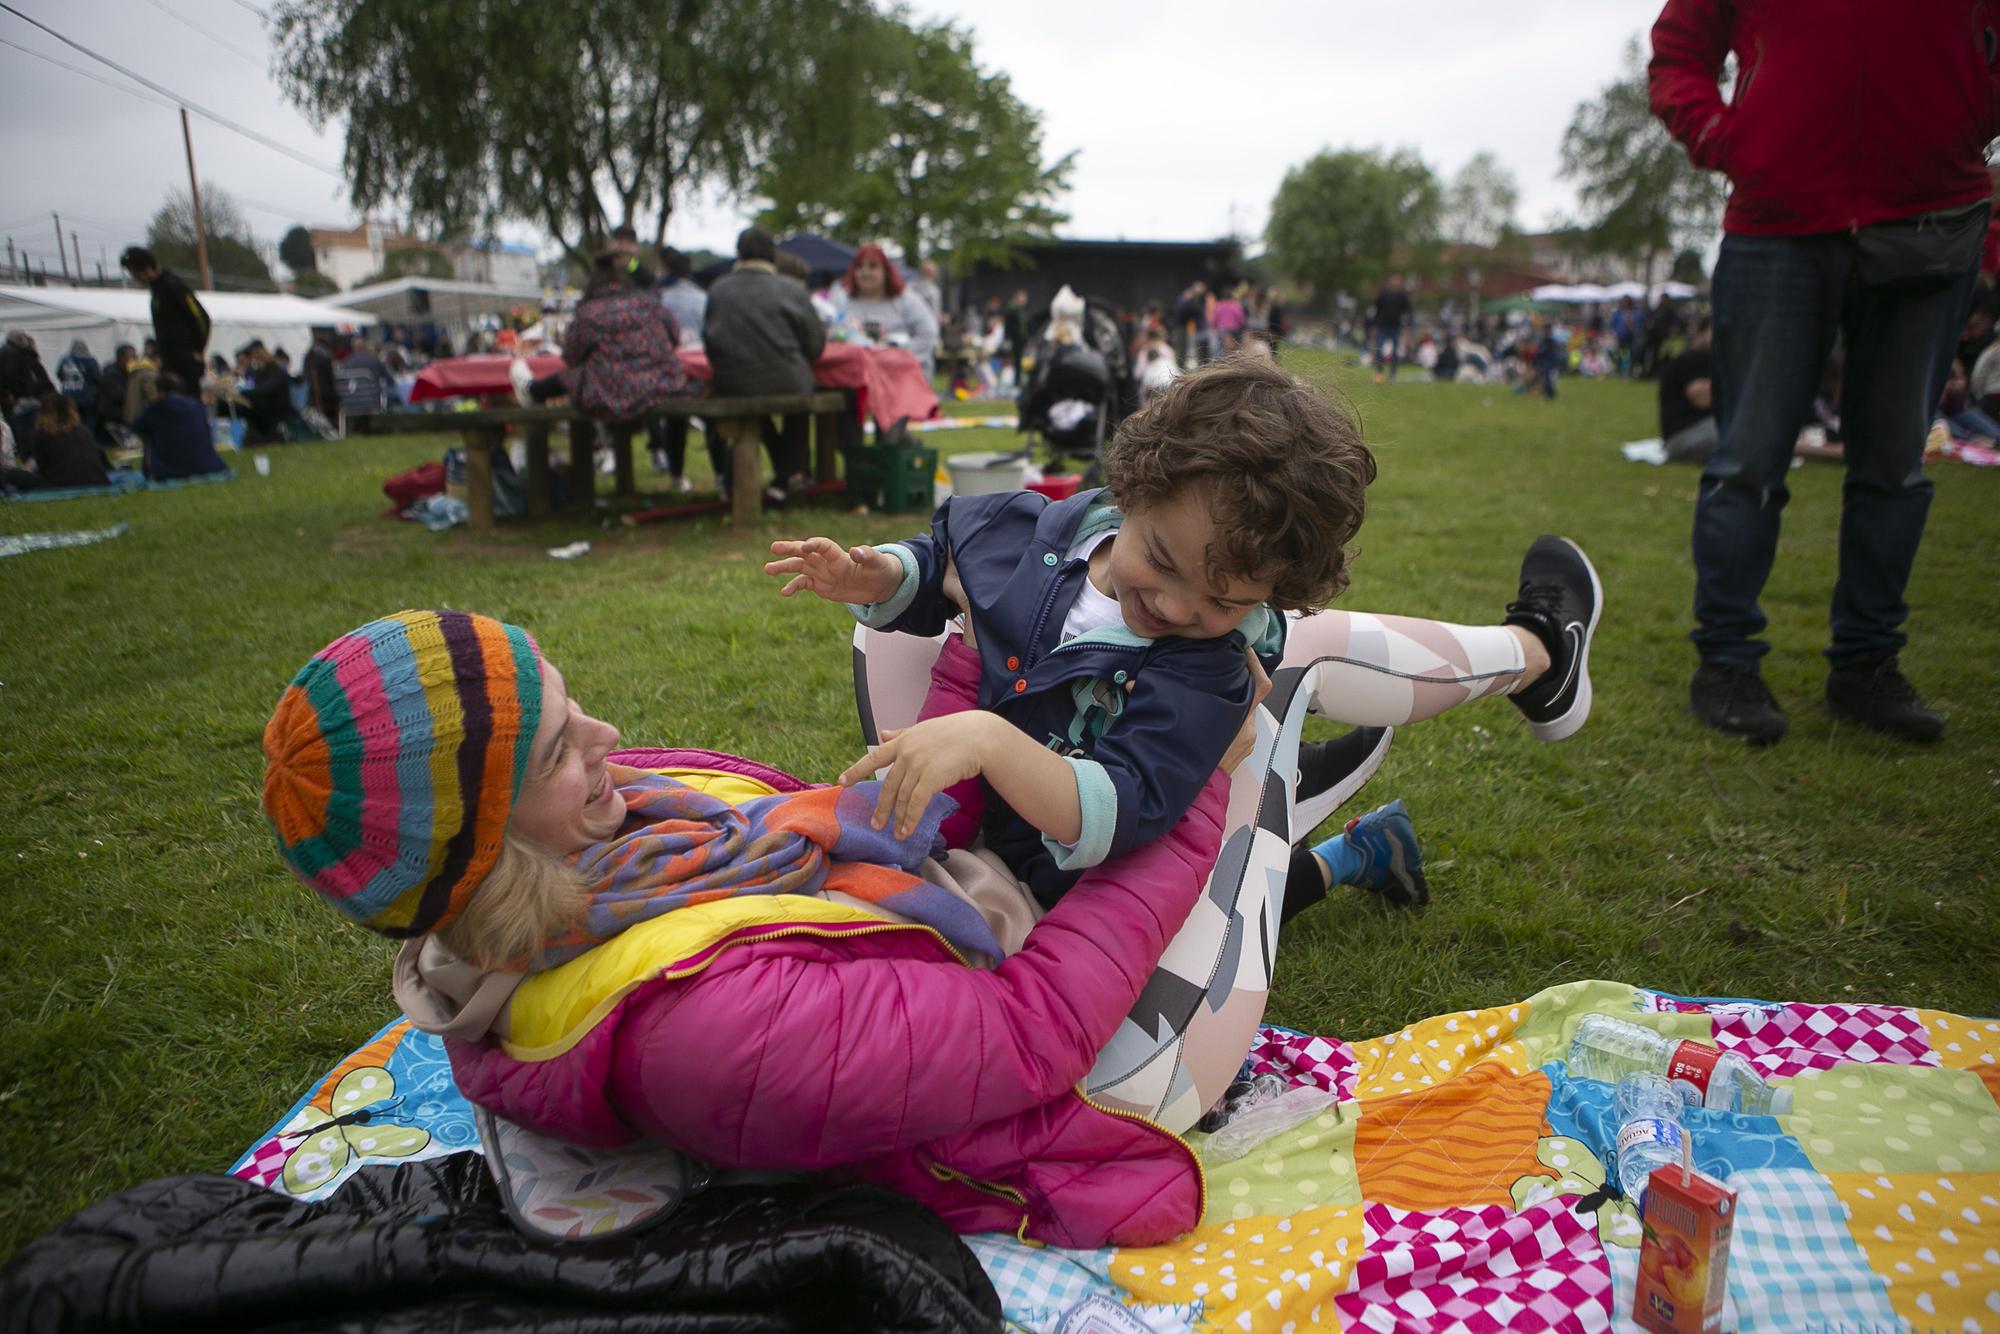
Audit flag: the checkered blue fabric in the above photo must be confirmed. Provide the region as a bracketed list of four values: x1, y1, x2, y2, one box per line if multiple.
[1724, 1168, 1899, 1332]
[963, 1236, 1167, 1333]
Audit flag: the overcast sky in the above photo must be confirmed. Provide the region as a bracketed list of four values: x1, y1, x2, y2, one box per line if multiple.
[0, 0, 1669, 279]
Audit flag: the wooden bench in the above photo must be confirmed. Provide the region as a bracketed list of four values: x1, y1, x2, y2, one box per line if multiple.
[360, 390, 852, 529]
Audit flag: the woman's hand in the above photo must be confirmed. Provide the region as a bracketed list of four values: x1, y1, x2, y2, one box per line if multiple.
[766, 537, 902, 605]
[839, 713, 999, 840]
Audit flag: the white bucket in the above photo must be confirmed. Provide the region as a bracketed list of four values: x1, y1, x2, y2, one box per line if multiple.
[945, 451, 1028, 496]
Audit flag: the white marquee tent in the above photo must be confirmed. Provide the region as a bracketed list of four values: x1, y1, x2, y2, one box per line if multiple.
[0, 285, 370, 369]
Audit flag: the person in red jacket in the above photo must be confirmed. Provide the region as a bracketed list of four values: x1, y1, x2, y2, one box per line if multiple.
[1651, 0, 1999, 745]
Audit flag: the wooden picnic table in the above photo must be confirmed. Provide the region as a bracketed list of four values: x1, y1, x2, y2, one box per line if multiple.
[360, 392, 851, 529]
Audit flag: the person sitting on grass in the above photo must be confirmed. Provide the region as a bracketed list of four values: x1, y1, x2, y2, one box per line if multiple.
[239, 341, 303, 444]
[263, 608, 1233, 1249]
[133, 373, 228, 481]
[768, 355, 1603, 919]
[1, 391, 108, 491]
[1659, 319, 1716, 464]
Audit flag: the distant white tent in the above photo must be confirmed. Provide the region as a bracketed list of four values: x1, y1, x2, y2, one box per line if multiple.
[1530, 282, 1617, 304]
[1651, 280, 1699, 300]
[0, 284, 367, 369]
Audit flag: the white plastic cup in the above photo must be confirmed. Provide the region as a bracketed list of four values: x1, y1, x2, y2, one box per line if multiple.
[253, 454, 271, 477]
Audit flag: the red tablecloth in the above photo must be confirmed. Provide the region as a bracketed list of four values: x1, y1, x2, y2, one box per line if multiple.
[406, 343, 938, 427]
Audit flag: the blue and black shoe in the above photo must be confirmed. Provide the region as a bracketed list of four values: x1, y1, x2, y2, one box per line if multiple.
[1339, 798, 1428, 908]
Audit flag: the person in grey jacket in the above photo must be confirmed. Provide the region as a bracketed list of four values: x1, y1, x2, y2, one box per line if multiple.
[704, 226, 826, 499]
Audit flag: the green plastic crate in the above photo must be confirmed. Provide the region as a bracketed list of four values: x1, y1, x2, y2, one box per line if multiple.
[844, 442, 938, 515]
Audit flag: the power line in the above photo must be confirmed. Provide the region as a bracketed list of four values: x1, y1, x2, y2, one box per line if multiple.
[225, 0, 270, 18]
[0, 33, 181, 112]
[141, 0, 267, 66]
[0, 2, 344, 179]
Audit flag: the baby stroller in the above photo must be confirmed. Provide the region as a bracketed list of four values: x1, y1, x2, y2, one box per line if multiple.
[1015, 290, 1138, 480]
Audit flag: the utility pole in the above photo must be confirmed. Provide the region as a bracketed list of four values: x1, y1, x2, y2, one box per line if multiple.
[71, 232, 83, 287]
[181, 107, 213, 290]
[6, 238, 14, 283]
[53, 213, 71, 281]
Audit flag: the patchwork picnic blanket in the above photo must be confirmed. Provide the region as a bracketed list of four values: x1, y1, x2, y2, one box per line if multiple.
[231, 979, 2000, 1333]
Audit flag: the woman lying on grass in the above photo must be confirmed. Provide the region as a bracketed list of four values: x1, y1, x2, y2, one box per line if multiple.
[264, 608, 1225, 1247]
[263, 578, 1599, 1246]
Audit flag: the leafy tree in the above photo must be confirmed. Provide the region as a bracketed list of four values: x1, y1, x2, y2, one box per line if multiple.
[1670, 248, 1707, 285]
[754, 9, 1072, 267]
[1264, 148, 1442, 308]
[358, 244, 455, 288]
[146, 184, 275, 291]
[1559, 37, 1725, 285]
[289, 268, 339, 296]
[1441, 151, 1520, 249]
[279, 225, 318, 274]
[273, 0, 869, 266]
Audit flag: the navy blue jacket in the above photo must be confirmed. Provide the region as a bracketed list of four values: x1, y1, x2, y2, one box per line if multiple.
[860, 487, 1282, 906]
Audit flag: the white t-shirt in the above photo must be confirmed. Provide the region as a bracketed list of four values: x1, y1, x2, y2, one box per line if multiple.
[1060, 529, 1123, 643]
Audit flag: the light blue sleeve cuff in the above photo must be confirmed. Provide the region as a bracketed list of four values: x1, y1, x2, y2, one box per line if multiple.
[846, 543, 920, 628]
[1041, 757, 1118, 870]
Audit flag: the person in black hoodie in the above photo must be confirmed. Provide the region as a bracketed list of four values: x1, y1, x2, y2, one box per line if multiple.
[1, 331, 56, 443]
[119, 246, 211, 389]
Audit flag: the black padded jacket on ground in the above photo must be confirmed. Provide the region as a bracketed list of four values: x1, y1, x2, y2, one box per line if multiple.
[0, 1156, 1002, 1333]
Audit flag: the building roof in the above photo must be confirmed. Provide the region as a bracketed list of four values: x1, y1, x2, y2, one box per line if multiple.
[331, 276, 543, 304]
[308, 224, 428, 252]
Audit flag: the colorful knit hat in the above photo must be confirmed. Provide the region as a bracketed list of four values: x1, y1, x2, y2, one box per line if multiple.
[262, 609, 544, 938]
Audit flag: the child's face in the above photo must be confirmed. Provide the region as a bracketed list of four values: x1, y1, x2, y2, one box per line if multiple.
[511, 661, 626, 854]
[1107, 486, 1273, 641]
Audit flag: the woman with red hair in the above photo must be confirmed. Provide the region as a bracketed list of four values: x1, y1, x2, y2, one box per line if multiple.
[837, 243, 940, 377]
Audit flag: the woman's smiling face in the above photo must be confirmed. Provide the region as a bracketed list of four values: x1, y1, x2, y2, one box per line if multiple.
[509, 660, 625, 854]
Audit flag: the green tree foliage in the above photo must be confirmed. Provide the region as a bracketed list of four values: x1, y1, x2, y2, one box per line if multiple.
[145, 184, 276, 292]
[279, 225, 318, 274]
[289, 269, 339, 297]
[359, 244, 455, 287]
[272, 0, 868, 265]
[754, 9, 1072, 267]
[1670, 248, 1707, 285]
[1264, 148, 1442, 308]
[1441, 151, 1520, 249]
[1559, 37, 1725, 284]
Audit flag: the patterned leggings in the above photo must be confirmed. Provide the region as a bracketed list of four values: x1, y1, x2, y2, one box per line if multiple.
[1281, 609, 1527, 724]
[904, 608, 1533, 1132]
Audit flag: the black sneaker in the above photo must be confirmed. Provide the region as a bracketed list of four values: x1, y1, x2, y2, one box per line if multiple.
[1293, 725, 1393, 841]
[1825, 656, 1943, 743]
[1503, 536, 1602, 741]
[1689, 662, 1788, 745]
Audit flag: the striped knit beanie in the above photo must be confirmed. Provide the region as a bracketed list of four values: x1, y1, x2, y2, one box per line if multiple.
[262, 609, 544, 938]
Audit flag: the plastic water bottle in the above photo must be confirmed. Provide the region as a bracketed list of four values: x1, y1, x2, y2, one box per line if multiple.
[1612, 1071, 1686, 1197]
[1568, 1014, 1793, 1115]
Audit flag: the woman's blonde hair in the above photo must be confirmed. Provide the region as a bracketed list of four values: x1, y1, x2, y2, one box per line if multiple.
[435, 832, 589, 969]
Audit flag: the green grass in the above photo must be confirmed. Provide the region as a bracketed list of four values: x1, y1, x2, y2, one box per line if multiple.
[3, 348, 1996, 1254]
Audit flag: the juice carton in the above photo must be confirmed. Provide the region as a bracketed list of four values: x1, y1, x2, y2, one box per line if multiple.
[1632, 1162, 1737, 1334]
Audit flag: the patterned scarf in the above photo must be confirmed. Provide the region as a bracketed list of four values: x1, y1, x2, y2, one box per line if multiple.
[531, 768, 1002, 971]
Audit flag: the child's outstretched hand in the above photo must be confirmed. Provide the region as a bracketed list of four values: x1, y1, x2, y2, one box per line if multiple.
[766, 537, 903, 605]
[839, 713, 1000, 840]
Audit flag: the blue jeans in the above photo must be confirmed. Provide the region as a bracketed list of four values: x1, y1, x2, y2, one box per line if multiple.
[1692, 232, 1977, 669]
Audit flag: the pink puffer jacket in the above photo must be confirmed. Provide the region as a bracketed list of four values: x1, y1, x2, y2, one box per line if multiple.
[447, 762, 1226, 1249]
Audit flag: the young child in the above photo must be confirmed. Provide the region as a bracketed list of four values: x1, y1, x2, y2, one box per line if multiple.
[769, 355, 1378, 908]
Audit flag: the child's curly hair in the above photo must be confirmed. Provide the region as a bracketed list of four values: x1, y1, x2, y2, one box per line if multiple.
[1104, 353, 1376, 612]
